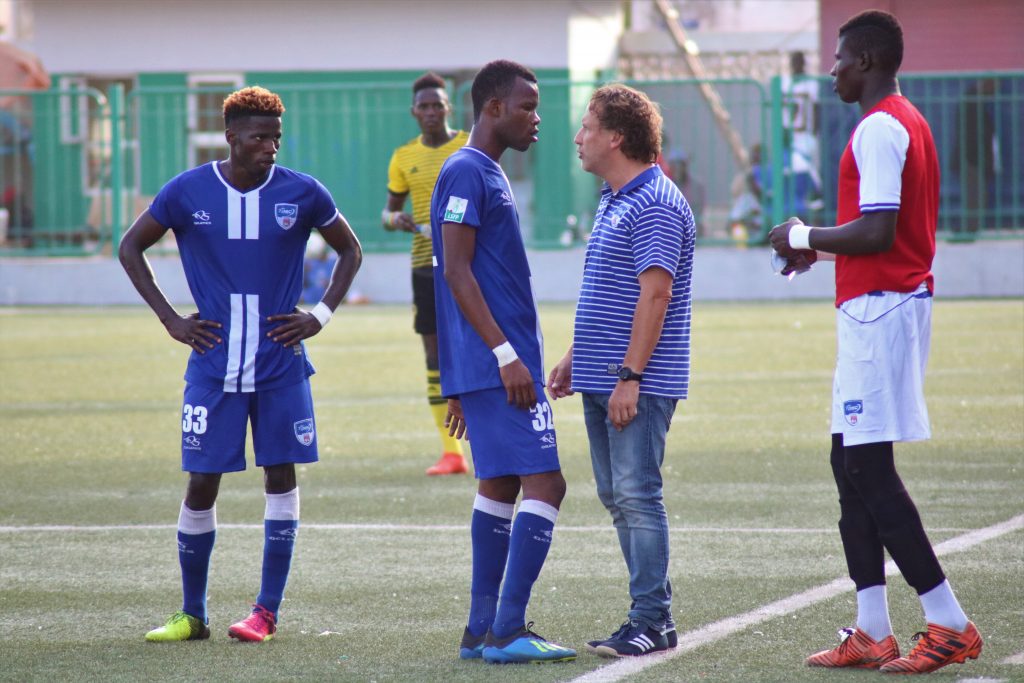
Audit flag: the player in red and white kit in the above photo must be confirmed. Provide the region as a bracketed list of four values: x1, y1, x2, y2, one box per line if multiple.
[770, 10, 983, 675]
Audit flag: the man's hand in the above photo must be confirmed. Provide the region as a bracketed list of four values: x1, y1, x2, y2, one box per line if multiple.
[267, 308, 324, 347]
[769, 216, 804, 257]
[547, 351, 574, 400]
[500, 359, 537, 410]
[165, 312, 222, 354]
[445, 398, 468, 439]
[608, 380, 640, 431]
[386, 211, 418, 234]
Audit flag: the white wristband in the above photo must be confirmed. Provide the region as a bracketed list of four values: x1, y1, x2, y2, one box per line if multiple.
[492, 341, 518, 368]
[381, 209, 396, 228]
[310, 301, 333, 328]
[788, 224, 812, 250]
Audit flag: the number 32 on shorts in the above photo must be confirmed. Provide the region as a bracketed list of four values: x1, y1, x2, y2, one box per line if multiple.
[182, 404, 208, 434]
[530, 402, 554, 432]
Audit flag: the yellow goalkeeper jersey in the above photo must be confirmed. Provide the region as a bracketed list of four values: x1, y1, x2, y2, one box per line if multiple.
[387, 130, 469, 269]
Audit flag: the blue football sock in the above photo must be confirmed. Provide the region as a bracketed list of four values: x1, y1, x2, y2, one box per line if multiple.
[492, 499, 558, 639]
[177, 502, 216, 623]
[256, 488, 300, 617]
[468, 494, 514, 637]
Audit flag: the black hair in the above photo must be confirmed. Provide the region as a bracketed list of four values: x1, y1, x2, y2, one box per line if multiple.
[470, 59, 537, 122]
[838, 10, 904, 74]
[413, 71, 446, 95]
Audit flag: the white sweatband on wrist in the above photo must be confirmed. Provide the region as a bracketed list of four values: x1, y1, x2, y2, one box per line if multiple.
[788, 224, 812, 250]
[381, 209, 395, 227]
[311, 301, 333, 328]
[491, 341, 518, 368]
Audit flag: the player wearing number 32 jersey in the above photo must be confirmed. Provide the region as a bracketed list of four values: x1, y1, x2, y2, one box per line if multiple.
[120, 86, 362, 645]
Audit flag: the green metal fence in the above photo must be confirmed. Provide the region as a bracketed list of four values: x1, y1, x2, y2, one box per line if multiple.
[1, 71, 1021, 257]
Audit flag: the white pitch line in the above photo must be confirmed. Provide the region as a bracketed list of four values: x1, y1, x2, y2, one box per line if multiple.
[1001, 651, 1024, 665]
[570, 514, 1024, 683]
[0, 523, 976, 534]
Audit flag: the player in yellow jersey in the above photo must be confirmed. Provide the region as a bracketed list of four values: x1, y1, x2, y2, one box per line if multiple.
[383, 72, 470, 475]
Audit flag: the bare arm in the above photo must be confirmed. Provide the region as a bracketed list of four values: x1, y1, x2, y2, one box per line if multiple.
[608, 267, 673, 430]
[382, 191, 416, 233]
[442, 221, 536, 410]
[118, 210, 222, 353]
[769, 211, 897, 257]
[267, 212, 363, 347]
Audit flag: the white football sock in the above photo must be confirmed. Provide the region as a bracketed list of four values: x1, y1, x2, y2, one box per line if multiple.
[856, 584, 893, 641]
[919, 580, 968, 631]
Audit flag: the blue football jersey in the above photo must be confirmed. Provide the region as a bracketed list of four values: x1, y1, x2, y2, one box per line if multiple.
[430, 147, 544, 396]
[149, 162, 339, 392]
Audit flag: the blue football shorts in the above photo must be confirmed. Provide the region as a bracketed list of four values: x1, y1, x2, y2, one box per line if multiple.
[180, 379, 318, 473]
[459, 381, 561, 479]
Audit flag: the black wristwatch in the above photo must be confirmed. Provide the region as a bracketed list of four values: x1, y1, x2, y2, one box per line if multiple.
[617, 366, 643, 382]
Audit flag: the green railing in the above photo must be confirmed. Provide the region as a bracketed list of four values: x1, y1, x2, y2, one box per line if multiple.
[1, 71, 1020, 257]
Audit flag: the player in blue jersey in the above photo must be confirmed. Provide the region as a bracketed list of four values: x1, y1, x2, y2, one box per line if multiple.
[430, 60, 575, 664]
[549, 84, 695, 658]
[119, 86, 362, 644]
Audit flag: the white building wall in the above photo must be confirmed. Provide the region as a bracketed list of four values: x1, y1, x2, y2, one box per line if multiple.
[22, 0, 621, 74]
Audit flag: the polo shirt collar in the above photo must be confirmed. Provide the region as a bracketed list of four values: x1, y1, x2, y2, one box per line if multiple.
[602, 164, 662, 197]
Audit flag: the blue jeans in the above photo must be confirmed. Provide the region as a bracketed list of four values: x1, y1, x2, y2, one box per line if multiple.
[582, 392, 677, 629]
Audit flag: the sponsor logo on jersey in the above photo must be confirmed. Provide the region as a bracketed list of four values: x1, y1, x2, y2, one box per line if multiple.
[444, 196, 468, 223]
[192, 210, 212, 225]
[844, 399, 864, 426]
[183, 434, 202, 450]
[540, 432, 556, 449]
[275, 203, 299, 230]
[294, 418, 315, 446]
[499, 191, 513, 207]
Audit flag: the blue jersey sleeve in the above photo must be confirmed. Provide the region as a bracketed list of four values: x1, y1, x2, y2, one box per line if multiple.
[434, 158, 483, 229]
[148, 175, 181, 229]
[309, 177, 339, 228]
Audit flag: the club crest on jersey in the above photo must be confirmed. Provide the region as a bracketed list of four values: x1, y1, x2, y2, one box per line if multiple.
[294, 418, 315, 446]
[275, 203, 299, 230]
[844, 400, 863, 426]
[444, 196, 468, 223]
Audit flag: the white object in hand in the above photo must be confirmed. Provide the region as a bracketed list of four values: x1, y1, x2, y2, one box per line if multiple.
[416, 224, 432, 238]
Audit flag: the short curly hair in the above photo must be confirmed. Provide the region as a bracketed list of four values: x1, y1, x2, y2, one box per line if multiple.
[839, 10, 903, 74]
[222, 86, 285, 126]
[413, 71, 446, 95]
[589, 84, 662, 164]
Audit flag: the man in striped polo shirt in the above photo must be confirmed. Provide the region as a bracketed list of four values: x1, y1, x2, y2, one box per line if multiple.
[549, 84, 695, 658]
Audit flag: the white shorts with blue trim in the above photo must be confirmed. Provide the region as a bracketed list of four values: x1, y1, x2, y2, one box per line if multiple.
[831, 283, 932, 446]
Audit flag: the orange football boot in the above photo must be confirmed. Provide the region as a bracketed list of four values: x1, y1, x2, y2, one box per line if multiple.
[426, 452, 468, 476]
[806, 627, 900, 669]
[879, 621, 982, 674]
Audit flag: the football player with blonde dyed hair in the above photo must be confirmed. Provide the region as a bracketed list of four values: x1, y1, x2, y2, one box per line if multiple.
[382, 72, 470, 476]
[121, 85, 362, 644]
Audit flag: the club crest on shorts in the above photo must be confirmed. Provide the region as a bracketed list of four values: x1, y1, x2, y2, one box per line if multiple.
[844, 400, 864, 426]
[294, 418, 315, 446]
[275, 203, 299, 229]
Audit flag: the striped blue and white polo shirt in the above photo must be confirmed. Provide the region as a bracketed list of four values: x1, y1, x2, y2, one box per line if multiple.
[571, 165, 695, 399]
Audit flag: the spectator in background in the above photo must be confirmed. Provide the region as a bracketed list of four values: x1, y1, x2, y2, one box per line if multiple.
[955, 79, 998, 234]
[781, 50, 823, 221]
[667, 148, 706, 237]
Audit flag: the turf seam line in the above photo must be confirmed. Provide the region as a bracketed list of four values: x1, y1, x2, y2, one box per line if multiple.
[569, 513, 1024, 683]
